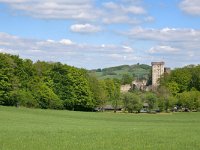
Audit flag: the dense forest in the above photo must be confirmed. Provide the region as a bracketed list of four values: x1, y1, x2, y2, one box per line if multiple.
[0, 53, 120, 111]
[0, 53, 200, 112]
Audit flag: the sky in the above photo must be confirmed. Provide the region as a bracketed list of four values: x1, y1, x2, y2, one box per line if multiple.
[0, 0, 200, 69]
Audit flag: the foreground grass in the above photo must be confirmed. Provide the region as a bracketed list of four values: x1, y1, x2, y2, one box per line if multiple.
[0, 106, 200, 150]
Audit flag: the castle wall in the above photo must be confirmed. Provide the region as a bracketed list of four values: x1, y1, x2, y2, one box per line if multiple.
[120, 84, 132, 93]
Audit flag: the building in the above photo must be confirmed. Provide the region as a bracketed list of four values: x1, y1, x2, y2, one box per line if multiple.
[151, 62, 165, 87]
[120, 80, 148, 93]
[120, 84, 132, 93]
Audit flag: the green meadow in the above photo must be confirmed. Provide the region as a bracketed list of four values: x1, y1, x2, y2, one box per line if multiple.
[0, 106, 200, 150]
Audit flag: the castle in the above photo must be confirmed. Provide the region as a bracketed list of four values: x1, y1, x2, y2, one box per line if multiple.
[151, 62, 165, 87]
[120, 62, 170, 92]
[151, 62, 170, 87]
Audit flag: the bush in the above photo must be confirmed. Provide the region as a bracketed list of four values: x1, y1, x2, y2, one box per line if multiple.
[32, 84, 63, 109]
[121, 92, 143, 113]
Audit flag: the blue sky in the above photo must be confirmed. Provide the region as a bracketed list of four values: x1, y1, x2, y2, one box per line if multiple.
[0, 0, 199, 69]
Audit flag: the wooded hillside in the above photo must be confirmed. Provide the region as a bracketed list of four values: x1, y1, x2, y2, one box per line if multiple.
[90, 63, 151, 80]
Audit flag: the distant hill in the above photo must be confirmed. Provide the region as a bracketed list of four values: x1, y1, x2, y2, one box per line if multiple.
[89, 64, 151, 80]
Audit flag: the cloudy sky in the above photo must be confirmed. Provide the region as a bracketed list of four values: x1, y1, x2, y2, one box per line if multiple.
[0, 0, 200, 69]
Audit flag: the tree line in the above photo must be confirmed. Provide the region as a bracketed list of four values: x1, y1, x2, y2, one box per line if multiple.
[1, 53, 199, 113]
[0, 53, 121, 111]
[158, 65, 200, 111]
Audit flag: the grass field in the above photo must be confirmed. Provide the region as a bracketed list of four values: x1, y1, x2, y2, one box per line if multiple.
[0, 106, 200, 150]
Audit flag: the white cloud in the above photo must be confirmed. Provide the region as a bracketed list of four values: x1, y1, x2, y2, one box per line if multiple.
[108, 54, 140, 61]
[0, 48, 19, 54]
[144, 16, 154, 22]
[59, 39, 74, 45]
[124, 27, 200, 42]
[103, 1, 146, 15]
[122, 5, 146, 14]
[0, 31, 199, 68]
[0, 0, 100, 20]
[0, 41, 11, 46]
[122, 46, 134, 53]
[122, 27, 200, 67]
[46, 39, 55, 43]
[0, 0, 151, 25]
[180, 0, 200, 16]
[0, 32, 140, 69]
[70, 24, 101, 33]
[109, 53, 123, 59]
[102, 15, 141, 24]
[101, 1, 148, 24]
[103, 2, 118, 10]
[148, 45, 180, 54]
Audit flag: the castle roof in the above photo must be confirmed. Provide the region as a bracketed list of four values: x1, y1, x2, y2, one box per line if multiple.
[151, 62, 165, 65]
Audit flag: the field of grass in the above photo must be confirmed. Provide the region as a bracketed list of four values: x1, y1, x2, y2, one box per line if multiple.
[1, 106, 200, 150]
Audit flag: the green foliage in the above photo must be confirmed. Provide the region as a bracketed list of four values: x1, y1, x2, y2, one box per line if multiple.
[111, 79, 121, 112]
[0, 53, 121, 111]
[1, 52, 199, 113]
[177, 91, 200, 111]
[170, 68, 192, 92]
[102, 70, 117, 76]
[166, 81, 180, 96]
[0, 74, 12, 105]
[190, 65, 200, 91]
[8, 90, 38, 107]
[161, 65, 200, 93]
[32, 83, 63, 109]
[49, 63, 94, 110]
[144, 92, 157, 111]
[91, 64, 151, 80]
[0, 53, 94, 111]
[102, 65, 129, 72]
[104, 79, 120, 102]
[159, 65, 200, 111]
[121, 74, 133, 85]
[121, 92, 143, 113]
[16, 90, 38, 108]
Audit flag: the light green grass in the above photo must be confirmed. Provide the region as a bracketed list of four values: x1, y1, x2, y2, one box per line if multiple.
[90, 65, 151, 80]
[0, 106, 200, 150]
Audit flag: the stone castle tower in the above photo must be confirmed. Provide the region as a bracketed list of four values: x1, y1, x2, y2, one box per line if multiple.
[151, 62, 165, 87]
